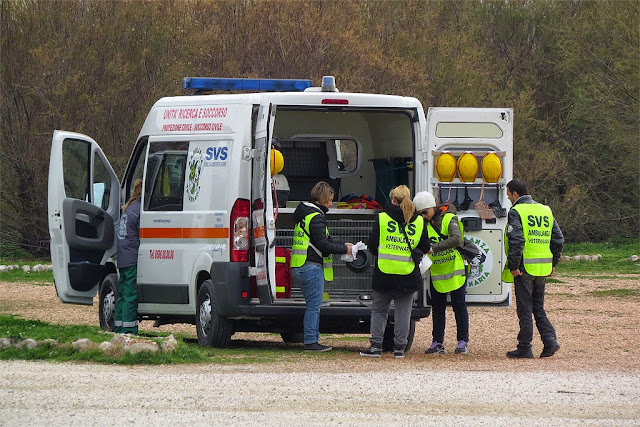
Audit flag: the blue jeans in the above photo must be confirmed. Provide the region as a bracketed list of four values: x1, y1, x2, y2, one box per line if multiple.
[292, 263, 324, 344]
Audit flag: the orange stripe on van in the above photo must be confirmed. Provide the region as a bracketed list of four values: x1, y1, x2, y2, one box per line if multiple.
[140, 228, 229, 239]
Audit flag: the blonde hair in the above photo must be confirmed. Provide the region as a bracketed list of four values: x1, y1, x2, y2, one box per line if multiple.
[310, 181, 335, 206]
[123, 179, 142, 211]
[389, 185, 415, 224]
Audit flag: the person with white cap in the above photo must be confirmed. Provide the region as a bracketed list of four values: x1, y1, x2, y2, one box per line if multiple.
[414, 191, 469, 355]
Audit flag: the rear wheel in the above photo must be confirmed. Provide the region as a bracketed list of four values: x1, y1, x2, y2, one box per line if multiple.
[196, 279, 233, 348]
[382, 319, 416, 352]
[99, 273, 118, 331]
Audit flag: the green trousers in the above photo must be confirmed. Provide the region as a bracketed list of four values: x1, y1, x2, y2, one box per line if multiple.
[114, 265, 138, 334]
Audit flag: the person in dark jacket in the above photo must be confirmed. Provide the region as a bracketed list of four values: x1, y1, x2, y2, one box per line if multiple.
[291, 181, 353, 351]
[115, 179, 142, 335]
[504, 179, 564, 358]
[360, 185, 430, 359]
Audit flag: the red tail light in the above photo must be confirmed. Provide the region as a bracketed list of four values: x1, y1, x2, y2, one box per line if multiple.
[230, 198, 250, 262]
[321, 99, 349, 104]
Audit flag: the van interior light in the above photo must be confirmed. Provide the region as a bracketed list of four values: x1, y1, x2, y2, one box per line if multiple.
[183, 77, 312, 92]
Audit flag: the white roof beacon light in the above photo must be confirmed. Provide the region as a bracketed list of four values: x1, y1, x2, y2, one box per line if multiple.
[321, 75, 338, 92]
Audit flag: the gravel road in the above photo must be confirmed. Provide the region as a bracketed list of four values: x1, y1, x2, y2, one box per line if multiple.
[1, 360, 639, 426]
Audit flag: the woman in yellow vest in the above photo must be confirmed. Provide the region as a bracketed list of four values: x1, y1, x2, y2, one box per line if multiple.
[414, 191, 469, 355]
[291, 181, 353, 352]
[360, 185, 430, 359]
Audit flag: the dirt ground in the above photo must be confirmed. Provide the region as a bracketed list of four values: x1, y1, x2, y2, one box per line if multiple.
[1, 273, 638, 372]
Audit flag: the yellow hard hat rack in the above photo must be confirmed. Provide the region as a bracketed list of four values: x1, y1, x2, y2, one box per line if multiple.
[430, 149, 506, 186]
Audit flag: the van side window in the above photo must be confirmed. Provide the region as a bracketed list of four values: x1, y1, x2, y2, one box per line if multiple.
[146, 141, 188, 211]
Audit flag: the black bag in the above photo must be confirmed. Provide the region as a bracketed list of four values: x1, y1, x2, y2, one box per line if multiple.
[433, 222, 485, 265]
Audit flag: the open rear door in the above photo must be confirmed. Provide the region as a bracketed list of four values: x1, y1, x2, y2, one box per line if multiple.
[251, 104, 277, 303]
[48, 130, 120, 304]
[425, 108, 513, 305]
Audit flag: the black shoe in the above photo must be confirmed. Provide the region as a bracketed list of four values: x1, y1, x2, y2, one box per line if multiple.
[393, 349, 405, 359]
[506, 348, 534, 359]
[304, 343, 332, 352]
[540, 341, 560, 358]
[360, 346, 382, 358]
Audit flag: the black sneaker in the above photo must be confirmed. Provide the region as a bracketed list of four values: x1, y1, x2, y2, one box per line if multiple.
[360, 346, 382, 358]
[393, 349, 405, 359]
[506, 348, 534, 359]
[304, 342, 332, 352]
[540, 341, 560, 358]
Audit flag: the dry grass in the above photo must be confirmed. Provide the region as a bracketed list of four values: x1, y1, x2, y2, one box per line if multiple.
[1, 274, 638, 372]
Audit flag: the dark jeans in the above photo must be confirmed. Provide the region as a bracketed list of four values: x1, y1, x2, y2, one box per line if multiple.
[430, 280, 469, 344]
[513, 271, 557, 350]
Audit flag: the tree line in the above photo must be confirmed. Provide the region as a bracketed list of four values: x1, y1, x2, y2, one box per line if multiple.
[1, 0, 638, 256]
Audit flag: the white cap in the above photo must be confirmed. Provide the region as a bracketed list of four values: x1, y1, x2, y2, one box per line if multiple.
[413, 191, 436, 212]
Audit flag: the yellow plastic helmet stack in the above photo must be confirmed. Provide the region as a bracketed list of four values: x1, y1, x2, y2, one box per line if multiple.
[457, 152, 478, 182]
[435, 152, 456, 182]
[270, 148, 284, 176]
[481, 152, 502, 183]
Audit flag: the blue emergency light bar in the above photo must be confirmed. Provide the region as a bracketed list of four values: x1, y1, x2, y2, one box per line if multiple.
[183, 77, 313, 92]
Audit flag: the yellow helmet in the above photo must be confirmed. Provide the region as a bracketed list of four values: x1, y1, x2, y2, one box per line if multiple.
[270, 148, 284, 176]
[481, 152, 502, 183]
[435, 152, 456, 182]
[457, 152, 478, 182]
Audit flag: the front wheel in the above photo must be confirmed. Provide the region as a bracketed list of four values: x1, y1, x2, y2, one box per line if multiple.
[196, 279, 233, 348]
[382, 319, 416, 352]
[99, 273, 118, 331]
[280, 328, 304, 344]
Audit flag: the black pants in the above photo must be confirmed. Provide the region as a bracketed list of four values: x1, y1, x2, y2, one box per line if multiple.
[430, 280, 469, 344]
[514, 271, 557, 349]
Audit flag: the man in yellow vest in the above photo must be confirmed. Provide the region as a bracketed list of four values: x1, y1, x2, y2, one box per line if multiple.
[291, 181, 353, 351]
[505, 179, 564, 359]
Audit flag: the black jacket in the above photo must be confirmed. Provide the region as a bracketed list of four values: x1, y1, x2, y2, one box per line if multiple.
[506, 195, 564, 271]
[292, 202, 347, 264]
[368, 204, 431, 293]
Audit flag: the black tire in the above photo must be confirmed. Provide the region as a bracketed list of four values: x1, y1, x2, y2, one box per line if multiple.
[280, 328, 304, 344]
[196, 279, 233, 348]
[99, 273, 118, 331]
[382, 319, 416, 352]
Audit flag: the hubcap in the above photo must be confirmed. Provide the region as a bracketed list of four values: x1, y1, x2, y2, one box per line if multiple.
[199, 296, 212, 337]
[103, 289, 115, 325]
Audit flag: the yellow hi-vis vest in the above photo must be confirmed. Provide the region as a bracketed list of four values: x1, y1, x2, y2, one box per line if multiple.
[427, 213, 466, 293]
[509, 202, 554, 277]
[377, 213, 424, 275]
[290, 212, 334, 281]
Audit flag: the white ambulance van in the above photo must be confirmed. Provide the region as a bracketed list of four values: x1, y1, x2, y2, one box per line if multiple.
[48, 76, 513, 350]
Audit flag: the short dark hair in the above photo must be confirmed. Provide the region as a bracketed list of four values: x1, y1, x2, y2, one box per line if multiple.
[507, 179, 529, 196]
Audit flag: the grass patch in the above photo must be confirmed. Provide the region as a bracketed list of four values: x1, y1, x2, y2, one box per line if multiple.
[589, 289, 640, 298]
[546, 278, 564, 283]
[0, 314, 303, 365]
[557, 238, 640, 275]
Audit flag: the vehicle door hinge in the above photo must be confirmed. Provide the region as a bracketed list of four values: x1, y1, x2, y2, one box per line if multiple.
[267, 219, 276, 230]
[421, 150, 429, 163]
[243, 147, 255, 161]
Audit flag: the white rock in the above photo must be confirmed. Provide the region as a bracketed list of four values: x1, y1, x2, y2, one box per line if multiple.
[161, 334, 178, 353]
[16, 339, 38, 349]
[0, 265, 8, 272]
[46, 265, 54, 271]
[110, 334, 131, 347]
[42, 339, 58, 346]
[11, 264, 18, 270]
[560, 256, 571, 262]
[21, 265, 31, 273]
[71, 338, 94, 350]
[125, 340, 159, 354]
[631, 255, 639, 262]
[98, 342, 112, 351]
[0, 338, 12, 348]
[32, 264, 45, 272]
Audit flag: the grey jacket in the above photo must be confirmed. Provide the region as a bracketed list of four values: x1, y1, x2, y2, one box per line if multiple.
[429, 210, 463, 253]
[506, 195, 564, 272]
